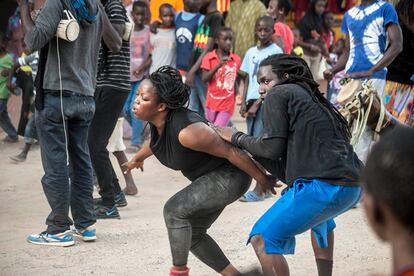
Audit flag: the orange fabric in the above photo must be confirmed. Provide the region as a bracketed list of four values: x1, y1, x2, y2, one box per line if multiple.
[217, 0, 230, 13]
[150, 0, 184, 22]
[274, 22, 294, 54]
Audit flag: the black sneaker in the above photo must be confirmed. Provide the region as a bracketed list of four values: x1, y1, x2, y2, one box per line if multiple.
[94, 205, 120, 219]
[115, 191, 128, 207]
[93, 192, 127, 208]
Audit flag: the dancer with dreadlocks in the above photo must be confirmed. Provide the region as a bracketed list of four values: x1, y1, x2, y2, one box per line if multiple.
[212, 54, 362, 276]
[123, 66, 276, 276]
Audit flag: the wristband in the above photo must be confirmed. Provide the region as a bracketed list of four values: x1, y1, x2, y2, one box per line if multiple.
[231, 131, 245, 148]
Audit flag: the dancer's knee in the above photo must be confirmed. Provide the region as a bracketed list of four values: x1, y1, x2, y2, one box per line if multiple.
[251, 235, 265, 254]
[163, 197, 186, 227]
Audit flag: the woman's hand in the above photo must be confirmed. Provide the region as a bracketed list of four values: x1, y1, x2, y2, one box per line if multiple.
[209, 124, 237, 143]
[121, 160, 144, 174]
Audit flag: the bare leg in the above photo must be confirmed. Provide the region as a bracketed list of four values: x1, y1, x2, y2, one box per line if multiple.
[112, 151, 137, 195]
[251, 236, 290, 276]
[311, 231, 334, 276]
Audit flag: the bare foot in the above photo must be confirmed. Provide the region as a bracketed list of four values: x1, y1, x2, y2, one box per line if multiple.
[123, 186, 138, 196]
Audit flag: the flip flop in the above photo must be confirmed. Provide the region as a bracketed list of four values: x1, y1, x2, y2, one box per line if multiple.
[239, 191, 264, 202]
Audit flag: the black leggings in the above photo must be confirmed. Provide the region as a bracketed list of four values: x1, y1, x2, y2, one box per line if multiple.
[163, 164, 251, 272]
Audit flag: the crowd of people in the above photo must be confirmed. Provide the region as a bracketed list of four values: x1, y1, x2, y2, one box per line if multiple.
[0, 0, 413, 275]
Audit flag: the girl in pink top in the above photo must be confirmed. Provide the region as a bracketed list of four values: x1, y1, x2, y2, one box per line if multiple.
[266, 0, 294, 54]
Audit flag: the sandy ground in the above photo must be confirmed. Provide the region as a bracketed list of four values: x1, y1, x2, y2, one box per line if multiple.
[0, 104, 391, 276]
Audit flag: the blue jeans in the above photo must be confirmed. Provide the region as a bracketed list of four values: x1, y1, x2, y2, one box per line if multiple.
[124, 80, 144, 146]
[0, 98, 18, 139]
[188, 73, 207, 117]
[246, 104, 264, 137]
[35, 92, 96, 234]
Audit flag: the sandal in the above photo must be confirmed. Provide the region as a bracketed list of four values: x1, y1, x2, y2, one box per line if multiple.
[239, 191, 264, 202]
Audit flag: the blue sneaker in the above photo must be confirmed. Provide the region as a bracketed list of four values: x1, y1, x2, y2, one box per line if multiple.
[94, 205, 120, 219]
[27, 230, 74, 247]
[93, 192, 127, 208]
[73, 224, 96, 242]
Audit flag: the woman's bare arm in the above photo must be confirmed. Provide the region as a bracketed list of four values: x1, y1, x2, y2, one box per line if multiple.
[123, 141, 153, 173]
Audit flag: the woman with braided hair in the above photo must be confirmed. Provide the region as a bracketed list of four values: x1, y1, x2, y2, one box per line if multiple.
[123, 66, 277, 276]
[212, 54, 363, 276]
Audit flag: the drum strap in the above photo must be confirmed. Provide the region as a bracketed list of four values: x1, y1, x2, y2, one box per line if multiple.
[344, 84, 387, 146]
[374, 95, 386, 139]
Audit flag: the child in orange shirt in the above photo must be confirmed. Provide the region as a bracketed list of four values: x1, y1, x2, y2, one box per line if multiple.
[201, 27, 241, 127]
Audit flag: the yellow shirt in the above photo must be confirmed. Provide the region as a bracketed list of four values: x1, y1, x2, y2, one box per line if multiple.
[293, 46, 304, 58]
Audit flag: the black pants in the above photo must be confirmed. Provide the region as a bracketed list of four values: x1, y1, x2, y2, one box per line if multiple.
[163, 164, 251, 272]
[88, 86, 129, 207]
[16, 70, 34, 135]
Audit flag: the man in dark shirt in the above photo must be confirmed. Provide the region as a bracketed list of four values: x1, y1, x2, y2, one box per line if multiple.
[213, 54, 362, 276]
[88, 0, 131, 219]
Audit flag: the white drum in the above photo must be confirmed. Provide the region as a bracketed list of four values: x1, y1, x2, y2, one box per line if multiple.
[56, 10, 80, 42]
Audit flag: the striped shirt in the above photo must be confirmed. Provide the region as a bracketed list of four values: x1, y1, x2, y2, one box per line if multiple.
[96, 0, 131, 91]
[18, 52, 39, 81]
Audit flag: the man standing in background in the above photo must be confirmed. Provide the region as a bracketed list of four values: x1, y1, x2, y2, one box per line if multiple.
[17, 0, 102, 246]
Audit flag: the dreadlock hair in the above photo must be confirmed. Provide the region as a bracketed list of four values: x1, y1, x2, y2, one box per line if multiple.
[396, 0, 414, 26]
[149, 66, 190, 110]
[259, 54, 351, 141]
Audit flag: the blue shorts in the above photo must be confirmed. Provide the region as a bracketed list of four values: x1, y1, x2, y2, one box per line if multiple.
[248, 179, 361, 255]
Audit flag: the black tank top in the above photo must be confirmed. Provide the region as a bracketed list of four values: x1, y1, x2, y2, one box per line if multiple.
[150, 108, 229, 181]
